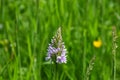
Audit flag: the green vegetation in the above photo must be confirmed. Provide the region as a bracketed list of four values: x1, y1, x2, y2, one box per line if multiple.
[0, 0, 120, 80]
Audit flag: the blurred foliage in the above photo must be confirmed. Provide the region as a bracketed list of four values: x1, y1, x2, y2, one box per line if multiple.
[0, 0, 120, 80]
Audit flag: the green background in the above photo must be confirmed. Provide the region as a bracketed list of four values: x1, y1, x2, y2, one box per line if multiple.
[0, 0, 120, 80]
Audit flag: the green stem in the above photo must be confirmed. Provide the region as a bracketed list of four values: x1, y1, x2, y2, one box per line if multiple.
[15, 3, 21, 80]
[83, 29, 86, 80]
[113, 53, 116, 80]
[112, 26, 117, 80]
[54, 62, 57, 80]
[51, 61, 53, 80]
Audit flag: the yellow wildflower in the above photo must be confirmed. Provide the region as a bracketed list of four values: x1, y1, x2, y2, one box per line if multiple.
[93, 39, 102, 48]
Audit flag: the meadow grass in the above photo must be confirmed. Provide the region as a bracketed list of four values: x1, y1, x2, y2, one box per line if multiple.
[0, 0, 120, 80]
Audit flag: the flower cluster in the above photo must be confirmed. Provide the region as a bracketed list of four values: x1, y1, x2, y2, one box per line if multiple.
[46, 27, 67, 64]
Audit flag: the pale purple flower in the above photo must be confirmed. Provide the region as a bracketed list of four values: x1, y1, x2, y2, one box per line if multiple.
[46, 27, 67, 64]
[56, 55, 67, 63]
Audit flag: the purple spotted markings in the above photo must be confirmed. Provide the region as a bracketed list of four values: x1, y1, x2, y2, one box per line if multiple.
[46, 27, 67, 64]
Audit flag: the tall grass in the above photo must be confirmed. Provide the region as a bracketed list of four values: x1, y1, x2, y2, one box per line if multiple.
[0, 0, 120, 80]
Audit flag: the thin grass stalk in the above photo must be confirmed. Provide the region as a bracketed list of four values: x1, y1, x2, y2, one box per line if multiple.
[32, 0, 39, 79]
[112, 26, 117, 80]
[83, 29, 87, 80]
[113, 52, 116, 80]
[51, 61, 53, 80]
[1, 0, 4, 21]
[15, 3, 22, 80]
